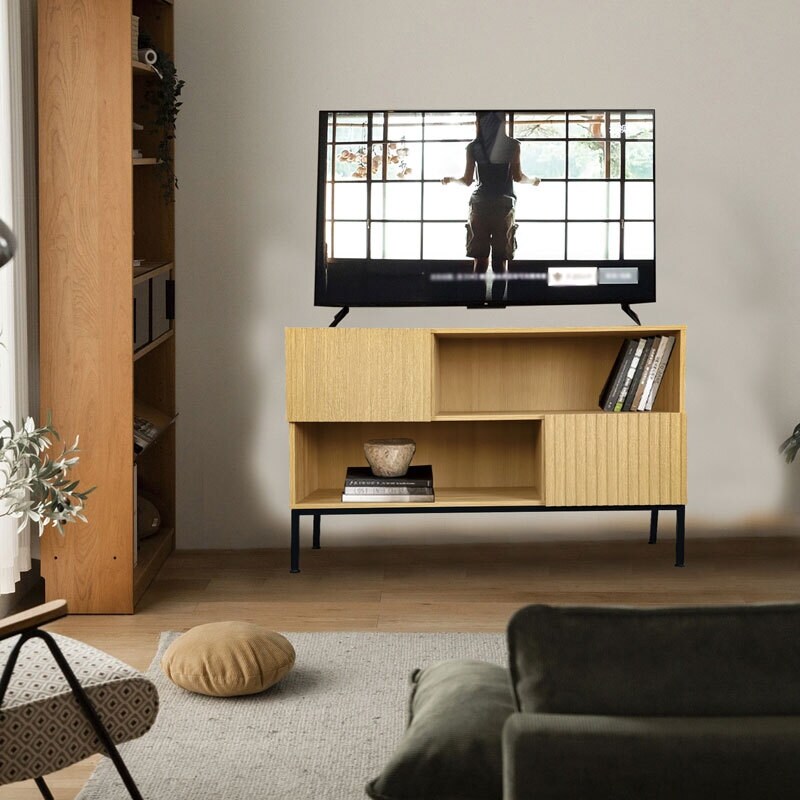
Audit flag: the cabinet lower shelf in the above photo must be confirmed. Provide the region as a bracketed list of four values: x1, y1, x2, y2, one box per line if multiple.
[294, 486, 543, 509]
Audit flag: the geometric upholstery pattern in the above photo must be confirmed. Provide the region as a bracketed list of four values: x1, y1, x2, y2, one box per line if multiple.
[0, 633, 159, 785]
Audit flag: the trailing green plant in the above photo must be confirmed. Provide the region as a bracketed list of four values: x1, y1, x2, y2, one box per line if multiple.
[141, 42, 184, 201]
[779, 423, 800, 463]
[0, 417, 94, 535]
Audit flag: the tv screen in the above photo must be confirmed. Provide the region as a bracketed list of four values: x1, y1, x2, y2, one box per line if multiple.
[315, 110, 655, 308]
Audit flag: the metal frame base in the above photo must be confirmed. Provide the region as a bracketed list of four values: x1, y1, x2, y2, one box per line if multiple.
[290, 504, 686, 572]
[0, 630, 145, 800]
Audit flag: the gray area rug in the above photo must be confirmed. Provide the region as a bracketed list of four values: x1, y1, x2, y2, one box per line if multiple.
[76, 632, 506, 799]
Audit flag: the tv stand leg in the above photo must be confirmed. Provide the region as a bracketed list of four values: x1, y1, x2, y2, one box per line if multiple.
[621, 303, 642, 326]
[312, 514, 321, 549]
[290, 510, 300, 573]
[649, 509, 658, 544]
[675, 506, 685, 567]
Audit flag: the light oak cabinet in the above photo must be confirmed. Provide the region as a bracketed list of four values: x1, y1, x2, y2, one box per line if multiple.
[286, 326, 687, 570]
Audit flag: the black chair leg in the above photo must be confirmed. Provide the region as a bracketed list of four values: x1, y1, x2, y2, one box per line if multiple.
[649, 508, 659, 544]
[34, 776, 55, 800]
[2, 630, 145, 800]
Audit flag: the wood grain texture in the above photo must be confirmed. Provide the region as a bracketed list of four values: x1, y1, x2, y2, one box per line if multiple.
[287, 327, 687, 513]
[435, 327, 685, 415]
[38, 0, 134, 613]
[544, 413, 686, 506]
[286, 328, 432, 421]
[38, 0, 176, 613]
[0, 600, 68, 637]
[290, 420, 542, 506]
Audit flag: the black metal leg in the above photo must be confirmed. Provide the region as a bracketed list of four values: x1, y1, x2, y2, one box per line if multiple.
[290, 510, 300, 573]
[34, 777, 55, 800]
[312, 514, 321, 549]
[3, 631, 145, 800]
[649, 509, 659, 544]
[675, 506, 685, 567]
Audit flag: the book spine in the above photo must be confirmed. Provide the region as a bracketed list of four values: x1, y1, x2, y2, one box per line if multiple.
[343, 486, 433, 495]
[341, 493, 436, 503]
[639, 336, 667, 410]
[622, 337, 653, 411]
[613, 338, 646, 412]
[602, 339, 636, 412]
[598, 340, 629, 410]
[633, 336, 660, 411]
[645, 336, 676, 411]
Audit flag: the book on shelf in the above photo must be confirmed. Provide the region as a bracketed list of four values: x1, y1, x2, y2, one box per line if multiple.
[599, 335, 677, 413]
[341, 491, 435, 503]
[613, 338, 646, 412]
[133, 415, 160, 454]
[344, 464, 433, 488]
[598, 339, 631, 411]
[643, 335, 676, 411]
[343, 486, 433, 496]
[630, 336, 659, 411]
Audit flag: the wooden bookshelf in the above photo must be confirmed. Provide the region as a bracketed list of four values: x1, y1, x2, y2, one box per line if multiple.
[39, 0, 177, 613]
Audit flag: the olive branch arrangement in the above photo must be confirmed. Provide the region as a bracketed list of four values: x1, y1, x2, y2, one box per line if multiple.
[0, 417, 93, 535]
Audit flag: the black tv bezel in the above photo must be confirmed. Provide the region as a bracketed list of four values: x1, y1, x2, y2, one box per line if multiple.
[315, 109, 656, 308]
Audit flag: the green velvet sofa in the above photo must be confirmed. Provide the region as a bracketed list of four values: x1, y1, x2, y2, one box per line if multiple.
[368, 603, 800, 800]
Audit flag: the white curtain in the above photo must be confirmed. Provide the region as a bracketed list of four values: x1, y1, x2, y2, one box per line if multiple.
[0, 0, 33, 594]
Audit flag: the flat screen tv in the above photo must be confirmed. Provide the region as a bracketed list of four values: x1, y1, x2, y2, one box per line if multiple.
[315, 109, 655, 309]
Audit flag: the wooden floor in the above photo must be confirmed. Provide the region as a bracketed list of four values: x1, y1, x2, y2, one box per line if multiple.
[4, 535, 800, 799]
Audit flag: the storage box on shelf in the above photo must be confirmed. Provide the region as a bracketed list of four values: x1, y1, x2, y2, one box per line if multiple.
[285, 327, 686, 571]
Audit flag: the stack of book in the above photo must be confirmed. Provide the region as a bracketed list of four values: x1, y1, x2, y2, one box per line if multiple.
[342, 465, 435, 502]
[599, 335, 676, 412]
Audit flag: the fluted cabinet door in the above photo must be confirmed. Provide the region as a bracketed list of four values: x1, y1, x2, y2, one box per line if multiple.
[544, 413, 686, 507]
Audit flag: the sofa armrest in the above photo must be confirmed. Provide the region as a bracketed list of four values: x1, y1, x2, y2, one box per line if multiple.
[502, 712, 800, 800]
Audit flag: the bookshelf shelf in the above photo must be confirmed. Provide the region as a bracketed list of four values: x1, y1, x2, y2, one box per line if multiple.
[133, 157, 160, 166]
[132, 59, 155, 74]
[133, 260, 173, 285]
[133, 527, 175, 605]
[134, 329, 174, 362]
[286, 327, 687, 572]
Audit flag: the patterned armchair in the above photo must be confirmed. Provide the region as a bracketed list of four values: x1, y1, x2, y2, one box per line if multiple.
[0, 600, 158, 799]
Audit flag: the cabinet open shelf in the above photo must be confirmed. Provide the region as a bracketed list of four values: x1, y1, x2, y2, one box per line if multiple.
[133, 157, 160, 165]
[295, 486, 543, 509]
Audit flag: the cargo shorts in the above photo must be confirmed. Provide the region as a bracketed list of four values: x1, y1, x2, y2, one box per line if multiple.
[465, 195, 517, 260]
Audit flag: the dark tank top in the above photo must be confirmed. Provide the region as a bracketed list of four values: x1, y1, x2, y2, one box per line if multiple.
[468, 139, 515, 199]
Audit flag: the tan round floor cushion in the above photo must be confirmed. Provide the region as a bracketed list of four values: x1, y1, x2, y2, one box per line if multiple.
[161, 622, 295, 697]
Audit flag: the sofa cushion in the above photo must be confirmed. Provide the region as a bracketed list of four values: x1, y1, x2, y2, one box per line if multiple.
[161, 622, 295, 697]
[366, 660, 514, 800]
[507, 603, 800, 716]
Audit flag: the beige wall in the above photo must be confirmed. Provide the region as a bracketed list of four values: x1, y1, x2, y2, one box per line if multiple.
[174, 0, 800, 548]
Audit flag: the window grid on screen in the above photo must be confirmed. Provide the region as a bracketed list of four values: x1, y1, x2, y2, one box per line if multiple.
[326, 110, 654, 262]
